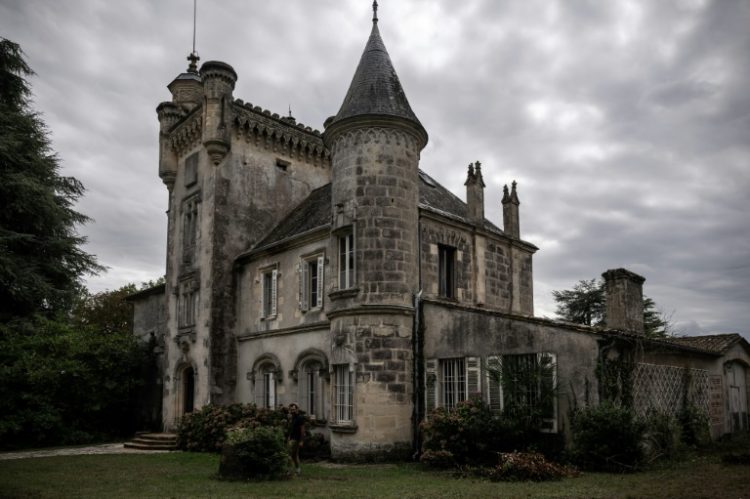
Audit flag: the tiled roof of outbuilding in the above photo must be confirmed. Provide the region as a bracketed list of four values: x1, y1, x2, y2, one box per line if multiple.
[667, 333, 744, 354]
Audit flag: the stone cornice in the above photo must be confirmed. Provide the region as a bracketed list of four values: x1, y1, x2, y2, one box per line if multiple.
[232, 102, 331, 168]
[326, 304, 414, 320]
[237, 320, 330, 342]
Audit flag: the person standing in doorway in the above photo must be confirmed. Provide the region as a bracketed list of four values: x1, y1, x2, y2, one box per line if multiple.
[287, 403, 305, 475]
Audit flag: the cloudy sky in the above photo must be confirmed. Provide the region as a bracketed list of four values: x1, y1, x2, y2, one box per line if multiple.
[2, 0, 748, 338]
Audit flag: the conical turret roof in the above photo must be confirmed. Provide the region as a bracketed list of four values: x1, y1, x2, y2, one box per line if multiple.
[329, 21, 424, 133]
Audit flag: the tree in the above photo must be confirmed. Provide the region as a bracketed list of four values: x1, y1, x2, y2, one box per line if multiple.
[0, 38, 101, 321]
[552, 278, 671, 338]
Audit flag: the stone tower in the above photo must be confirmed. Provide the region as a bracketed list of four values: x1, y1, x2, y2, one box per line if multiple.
[323, 6, 428, 459]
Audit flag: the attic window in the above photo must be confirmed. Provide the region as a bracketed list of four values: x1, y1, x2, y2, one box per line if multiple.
[418, 171, 436, 187]
[276, 158, 290, 171]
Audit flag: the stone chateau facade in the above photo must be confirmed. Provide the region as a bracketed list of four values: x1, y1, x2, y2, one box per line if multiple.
[130, 8, 749, 459]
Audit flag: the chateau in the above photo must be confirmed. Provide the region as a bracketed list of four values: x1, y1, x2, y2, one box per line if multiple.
[130, 6, 749, 459]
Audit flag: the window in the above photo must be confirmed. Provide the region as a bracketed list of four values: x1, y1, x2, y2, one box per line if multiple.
[184, 152, 198, 186]
[299, 255, 324, 311]
[299, 360, 324, 420]
[425, 357, 480, 413]
[254, 365, 277, 409]
[261, 268, 278, 318]
[178, 284, 198, 328]
[438, 245, 455, 298]
[182, 196, 199, 266]
[338, 232, 355, 289]
[333, 364, 353, 423]
[488, 353, 557, 432]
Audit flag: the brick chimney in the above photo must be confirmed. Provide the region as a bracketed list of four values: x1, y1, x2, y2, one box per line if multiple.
[465, 161, 486, 224]
[602, 268, 645, 334]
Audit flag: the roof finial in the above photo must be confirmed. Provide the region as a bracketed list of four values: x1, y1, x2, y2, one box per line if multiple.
[372, 0, 379, 24]
[288, 105, 293, 118]
[187, 0, 200, 73]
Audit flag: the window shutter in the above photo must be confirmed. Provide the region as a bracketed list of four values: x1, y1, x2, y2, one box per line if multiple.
[486, 355, 503, 413]
[270, 269, 278, 316]
[540, 352, 558, 432]
[299, 262, 308, 312]
[425, 358, 438, 417]
[268, 375, 276, 408]
[466, 356, 480, 397]
[317, 256, 325, 308]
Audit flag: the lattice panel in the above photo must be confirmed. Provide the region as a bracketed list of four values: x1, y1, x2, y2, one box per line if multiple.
[632, 363, 709, 418]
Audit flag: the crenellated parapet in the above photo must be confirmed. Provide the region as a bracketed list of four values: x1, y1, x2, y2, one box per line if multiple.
[233, 102, 330, 168]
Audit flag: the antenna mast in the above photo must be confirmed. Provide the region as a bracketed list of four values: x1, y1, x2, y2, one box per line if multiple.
[187, 0, 200, 73]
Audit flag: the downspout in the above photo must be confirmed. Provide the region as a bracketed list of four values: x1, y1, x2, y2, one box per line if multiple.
[412, 216, 424, 460]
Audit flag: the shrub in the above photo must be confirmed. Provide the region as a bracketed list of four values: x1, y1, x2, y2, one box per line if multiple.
[218, 426, 290, 481]
[640, 410, 681, 463]
[677, 404, 710, 447]
[486, 452, 578, 482]
[420, 397, 547, 468]
[177, 404, 290, 452]
[570, 402, 645, 471]
[299, 431, 331, 461]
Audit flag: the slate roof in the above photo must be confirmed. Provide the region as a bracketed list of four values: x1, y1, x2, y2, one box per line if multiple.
[329, 21, 424, 132]
[249, 171, 512, 255]
[667, 333, 745, 354]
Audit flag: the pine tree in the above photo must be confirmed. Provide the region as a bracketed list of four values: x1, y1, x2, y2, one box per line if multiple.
[0, 39, 102, 320]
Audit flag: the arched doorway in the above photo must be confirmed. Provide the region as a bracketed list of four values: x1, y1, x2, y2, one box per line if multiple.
[182, 366, 195, 414]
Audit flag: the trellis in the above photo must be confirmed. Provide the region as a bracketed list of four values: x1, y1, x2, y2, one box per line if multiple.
[632, 363, 709, 417]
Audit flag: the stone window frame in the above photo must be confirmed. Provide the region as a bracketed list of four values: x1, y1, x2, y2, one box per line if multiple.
[486, 352, 558, 433]
[337, 229, 355, 290]
[177, 277, 199, 331]
[184, 152, 199, 187]
[259, 264, 278, 320]
[332, 363, 354, 426]
[290, 348, 329, 422]
[299, 250, 325, 312]
[181, 192, 201, 267]
[425, 356, 480, 415]
[437, 244, 456, 299]
[248, 353, 283, 409]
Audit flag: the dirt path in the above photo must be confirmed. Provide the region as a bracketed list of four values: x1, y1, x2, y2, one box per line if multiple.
[0, 443, 171, 461]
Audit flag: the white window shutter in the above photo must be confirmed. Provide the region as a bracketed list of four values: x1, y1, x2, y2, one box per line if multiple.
[268, 374, 276, 408]
[425, 358, 438, 416]
[270, 269, 278, 317]
[299, 262, 308, 312]
[539, 352, 558, 433]
[317, 256, 325, 308]
[254, 377, 263, 406]
[486, 355, 503, 413]
[466, 356, 480, 398]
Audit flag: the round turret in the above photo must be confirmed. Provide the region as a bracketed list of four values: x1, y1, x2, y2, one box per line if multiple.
[199, 61, 237, 165]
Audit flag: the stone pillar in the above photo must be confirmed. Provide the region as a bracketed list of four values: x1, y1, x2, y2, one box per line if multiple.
[464, 161, 485, 224]
[200, 61, 237, 165]
[502, 181, 520, 239]
[602, 268, 645, 334]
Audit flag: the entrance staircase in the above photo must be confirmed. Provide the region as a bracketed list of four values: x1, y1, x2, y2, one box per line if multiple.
[124, 432, 178, 451]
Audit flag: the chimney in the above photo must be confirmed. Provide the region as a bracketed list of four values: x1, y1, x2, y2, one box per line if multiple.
[502, 180, 520, 239]
[602, 268, 645, 334]
[465, 161, 485, 224]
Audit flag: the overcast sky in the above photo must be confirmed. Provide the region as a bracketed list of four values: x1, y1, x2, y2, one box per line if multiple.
[2, 0, 748, 338]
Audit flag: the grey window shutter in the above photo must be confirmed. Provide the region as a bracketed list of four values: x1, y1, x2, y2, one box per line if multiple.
[486, 355, 503, 412]
[425, 358, 438, 417]
[539, 352, 558, 433]
[299, 262, 308, 312]
[254, 377, 263, 406]
[271, 269, 278, 317]
[317, 256, 325, 308]
[466, 356, 480, 398]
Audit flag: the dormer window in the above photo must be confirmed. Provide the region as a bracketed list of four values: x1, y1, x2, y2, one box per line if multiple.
[438, 244, 456, 299]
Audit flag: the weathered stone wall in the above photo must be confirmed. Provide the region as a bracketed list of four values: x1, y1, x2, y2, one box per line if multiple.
[483, 238, 512, 310]
[419, 217, 473, 302]
[422, 299, 602, 433]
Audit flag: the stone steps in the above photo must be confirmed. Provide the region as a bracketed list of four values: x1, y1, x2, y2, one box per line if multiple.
[123, 432, 178, 451]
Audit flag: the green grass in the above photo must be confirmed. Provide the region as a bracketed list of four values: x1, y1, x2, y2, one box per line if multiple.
[0, 451, 748, 499]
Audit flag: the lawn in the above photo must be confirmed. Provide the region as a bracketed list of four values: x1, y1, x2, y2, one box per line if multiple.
[0, 451, 748, 498]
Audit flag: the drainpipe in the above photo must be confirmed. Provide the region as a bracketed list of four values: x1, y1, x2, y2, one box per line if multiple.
[412, 288, 423, 460]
